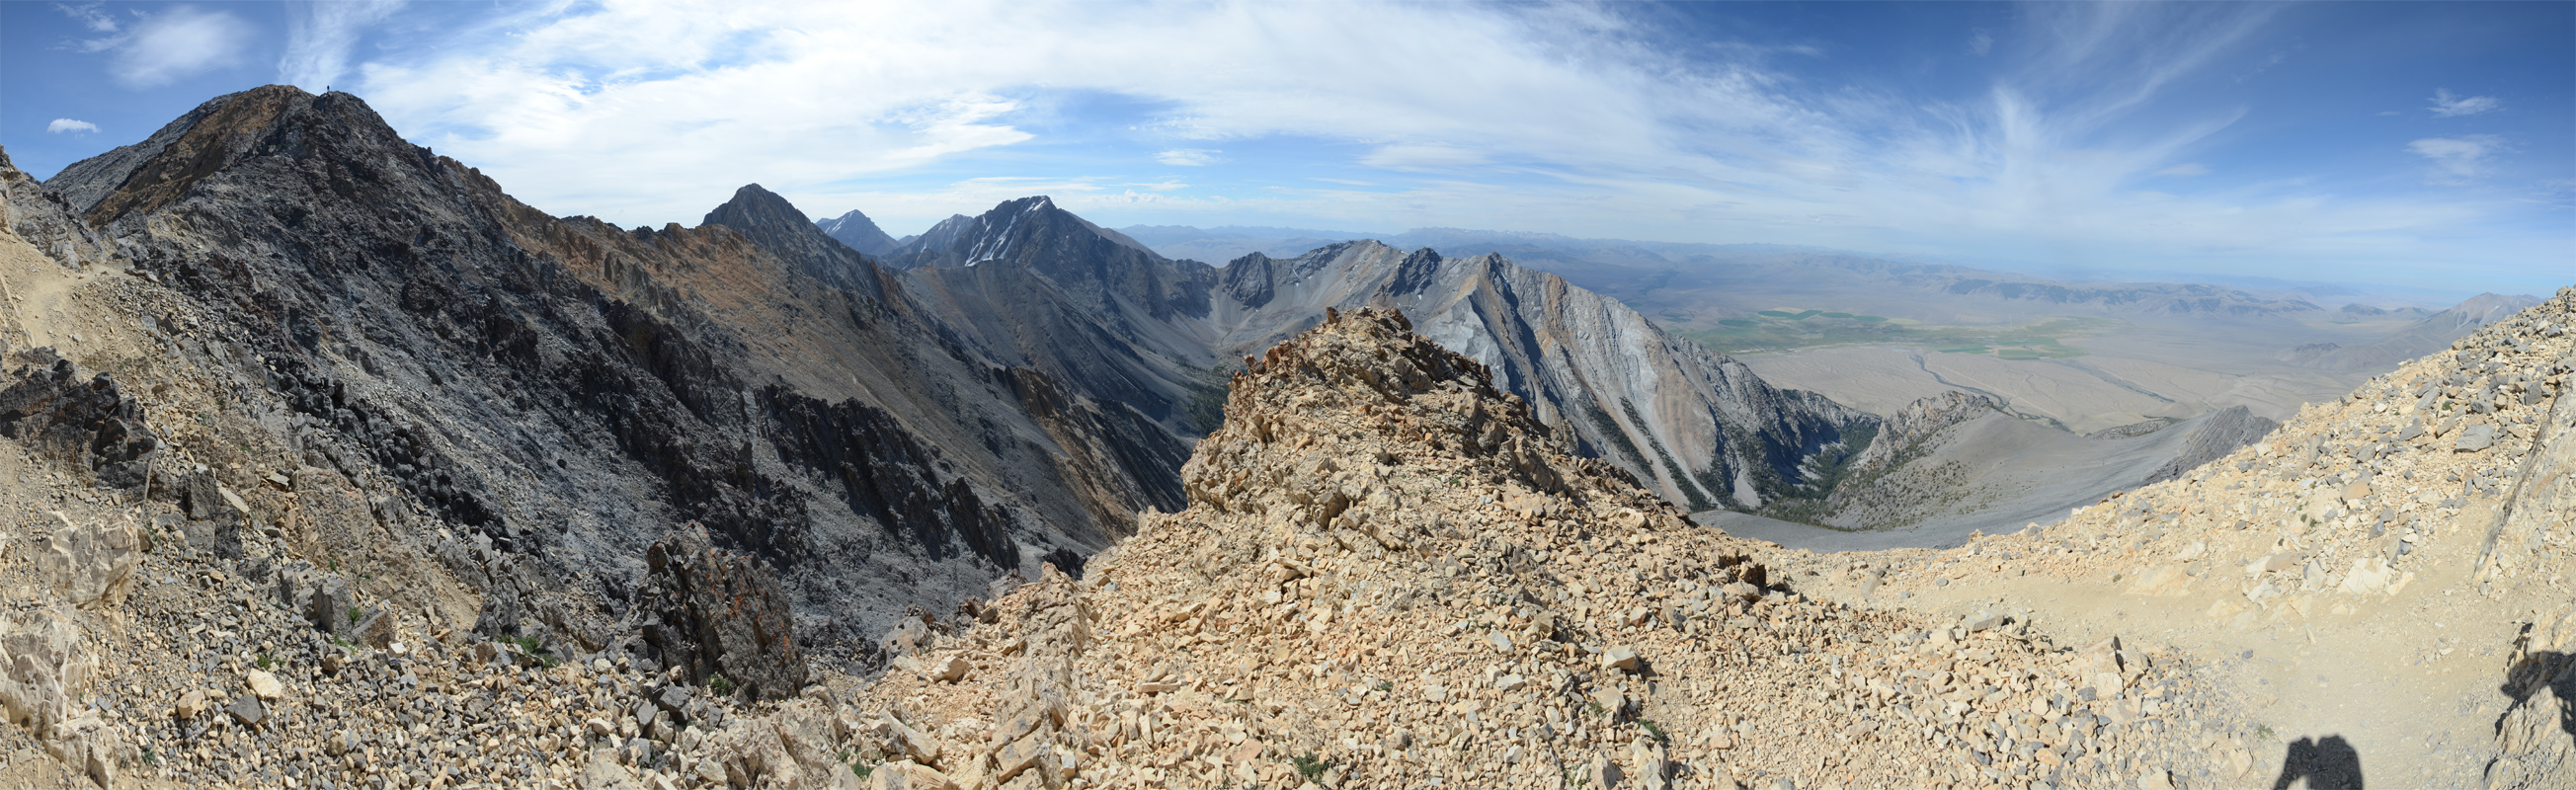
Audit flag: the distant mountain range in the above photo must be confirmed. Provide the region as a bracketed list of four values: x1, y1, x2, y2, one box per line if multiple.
[1103, 223, 2502, 319]
[815, 209, 897, 255]
[869, 198, 1876, 512]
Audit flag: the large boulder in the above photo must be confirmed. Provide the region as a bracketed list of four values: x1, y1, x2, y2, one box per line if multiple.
[629, 523, 807, 700]
[0, 355, 160, 489]
[38, 513, 139, 608]
[0, 606, 96, 737]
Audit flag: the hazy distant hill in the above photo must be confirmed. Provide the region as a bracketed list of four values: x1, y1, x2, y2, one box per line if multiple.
[2280, 292, 2544, 371]
[814, 209, 898, 255]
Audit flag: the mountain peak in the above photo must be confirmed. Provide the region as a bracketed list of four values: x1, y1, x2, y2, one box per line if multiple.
[45, 84, 349, 226]
[815, 208, 898, 255]
[699, 184, 884, 296]
[889, 195, 1158, 267]
[702, 183, 808, 229]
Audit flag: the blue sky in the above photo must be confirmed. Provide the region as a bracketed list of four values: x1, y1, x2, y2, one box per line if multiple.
[2, 1, 2567, 297]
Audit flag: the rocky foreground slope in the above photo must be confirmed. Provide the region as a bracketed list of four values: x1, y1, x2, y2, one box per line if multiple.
[828, 309, 2246, 790]
[1828, 286, 2576, 788]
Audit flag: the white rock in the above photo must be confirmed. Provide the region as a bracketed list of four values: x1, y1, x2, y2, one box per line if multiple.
[0, 607, 95, 737]
[36, 512, 139, 608]
[931, 655, 969, 683]
[245, 670, 284, 701]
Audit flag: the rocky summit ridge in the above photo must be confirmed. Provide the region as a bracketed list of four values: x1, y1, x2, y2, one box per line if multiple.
[826, 309, 2241, 790]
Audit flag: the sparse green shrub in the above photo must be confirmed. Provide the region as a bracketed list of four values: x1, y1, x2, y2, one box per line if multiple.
[709, 672, 734, 697]
[1292, 753, 1329, 782]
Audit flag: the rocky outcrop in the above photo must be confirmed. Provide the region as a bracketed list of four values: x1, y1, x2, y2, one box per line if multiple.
[0, 607, 95, 738]
[1838, 390, 2003, 479]
[0, 149, 115, 273]
[38, 513, 140, 609]
[2139, 405, 2279, 485]
[628, 524, 808, 701]
[0, 354, 160, 490]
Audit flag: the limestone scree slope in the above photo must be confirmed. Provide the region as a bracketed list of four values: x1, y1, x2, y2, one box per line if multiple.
[834, 308, 2241, 790]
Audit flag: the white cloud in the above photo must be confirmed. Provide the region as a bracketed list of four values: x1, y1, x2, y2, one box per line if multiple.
[2153, 163, 2210, 177]
[2408, 134, 2506, 182]
[2429, 89, 2500, 118]
[1359, 144, 1489, 171]
[45, 118, 101, 134]
[1155, 149, 1221, 166]
[97, 5, 254, 88]
[325, 1, 2556, 285]
[1969, 31, 1993, 56]
[280, 0, 406, 92]
[53, 2, 120, 34]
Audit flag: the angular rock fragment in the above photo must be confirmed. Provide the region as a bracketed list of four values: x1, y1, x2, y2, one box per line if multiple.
[626, 523, 807, 700]
[37, 513, 139, 607]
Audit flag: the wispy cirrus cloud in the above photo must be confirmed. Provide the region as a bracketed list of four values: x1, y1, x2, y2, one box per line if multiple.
[2409, 134, 2507, 182]
[68, 4, 255, 89]
[321, 0, 2560, 289]
[280, 0, 406, 92]
[2429, 89, 2501, 118]
[52, 2, 120, 35]
[1155, 149, 1221, 166]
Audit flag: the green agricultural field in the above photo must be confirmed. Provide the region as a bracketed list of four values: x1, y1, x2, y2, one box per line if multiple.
[1684, 309, 2109, 357]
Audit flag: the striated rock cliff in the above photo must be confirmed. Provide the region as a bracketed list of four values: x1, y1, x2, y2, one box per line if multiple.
[859, 196, 1876, 516]
[1211, 241, 1876, 513]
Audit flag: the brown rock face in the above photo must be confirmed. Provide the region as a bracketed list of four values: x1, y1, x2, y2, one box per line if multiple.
[633, 523, 808, 701]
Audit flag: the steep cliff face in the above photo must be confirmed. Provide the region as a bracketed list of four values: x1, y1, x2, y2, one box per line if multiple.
[1209, 240, 1877, 511]
[33, 86, 1187, 658]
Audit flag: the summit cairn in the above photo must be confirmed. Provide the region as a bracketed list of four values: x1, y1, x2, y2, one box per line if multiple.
[837, 308, 2234, 789]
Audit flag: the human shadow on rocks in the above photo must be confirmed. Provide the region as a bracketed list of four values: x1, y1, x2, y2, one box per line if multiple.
[2271, 735, 2364, 790]
[2498, 645, 2576, 737]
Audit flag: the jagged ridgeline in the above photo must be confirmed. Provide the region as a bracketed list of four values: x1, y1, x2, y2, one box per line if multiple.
[11, 83, 1879, 671]
[25, 85, 1195, 661]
